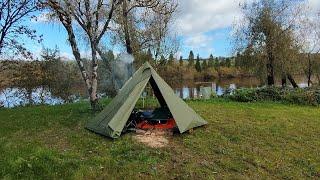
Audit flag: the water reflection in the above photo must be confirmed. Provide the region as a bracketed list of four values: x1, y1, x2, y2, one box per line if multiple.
[172, 77, 261, 99]
[0, 87, 65, 108]
[174, 82, 235, 99]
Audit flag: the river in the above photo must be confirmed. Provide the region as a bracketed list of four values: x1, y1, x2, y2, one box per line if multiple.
[0, 76, 311, 108]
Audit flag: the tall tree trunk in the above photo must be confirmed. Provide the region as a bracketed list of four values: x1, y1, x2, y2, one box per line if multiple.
[122, 0, 133, 55]
[287, 73, 299, 88]
[266, 48, 275, 86]
[47, 0, 119, 109]
[307, 54, 312, 87]
[90, 41, 99, 109]
[54, 12, 95, 108]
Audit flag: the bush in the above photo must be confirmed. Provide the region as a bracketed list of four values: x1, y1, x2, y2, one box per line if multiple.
[227, 87, 320, 106]
[229, 88, 257, 102]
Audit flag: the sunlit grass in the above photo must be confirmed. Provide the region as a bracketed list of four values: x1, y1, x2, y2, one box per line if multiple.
[0, 99, 319, 179]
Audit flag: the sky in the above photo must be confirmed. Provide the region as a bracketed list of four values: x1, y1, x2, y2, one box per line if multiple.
[27, 0, 320, 60]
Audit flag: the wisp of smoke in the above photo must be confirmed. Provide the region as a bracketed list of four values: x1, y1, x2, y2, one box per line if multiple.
[112, 53, 135, 91]
[117, 53, 134, 64]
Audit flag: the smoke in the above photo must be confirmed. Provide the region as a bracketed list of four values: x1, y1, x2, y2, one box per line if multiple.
[111, 53, 135, 91]
[117, 52, 134, 64]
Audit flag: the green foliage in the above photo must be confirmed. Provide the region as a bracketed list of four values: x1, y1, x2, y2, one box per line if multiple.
[228, 87, 320, 106]
[228, 88, 258, 102]
[202, 60, 208, 70]
[195, 55, 201, 72]
[188, 50, 194, 67]
[100, 49, 115, 64]
[208, 54, 214, 67]
[225, 58, 231, 68]
[159, 55, 167, 66]
[214, 57, 219, 68]
[236, 0, 303, 85]
[179, 56, 183, 66]
[210, 91, 217, 98]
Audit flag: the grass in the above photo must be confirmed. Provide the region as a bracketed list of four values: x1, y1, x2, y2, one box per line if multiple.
[0, 99, 320, 179]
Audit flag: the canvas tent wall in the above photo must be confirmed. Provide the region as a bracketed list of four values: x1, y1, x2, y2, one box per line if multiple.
[85, 62, 208, 138]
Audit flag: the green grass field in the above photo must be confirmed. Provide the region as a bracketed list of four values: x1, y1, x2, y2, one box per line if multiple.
[0, 99, 320, 179]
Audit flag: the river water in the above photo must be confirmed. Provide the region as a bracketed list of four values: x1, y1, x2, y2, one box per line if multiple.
[0, 77, 310, 108]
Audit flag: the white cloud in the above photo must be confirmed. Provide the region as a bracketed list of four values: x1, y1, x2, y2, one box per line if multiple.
[307, 0, 320, 12]
[177, 0, 320, 56]
[176, 0, 248, 36]
[184, 33, 213, 48]
[176, 0, 249, 56]
[176, 0, 319, 36]
[183, 33, 215, 56]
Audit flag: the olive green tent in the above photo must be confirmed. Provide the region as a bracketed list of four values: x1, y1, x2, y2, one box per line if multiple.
[85, 62, 207, 138]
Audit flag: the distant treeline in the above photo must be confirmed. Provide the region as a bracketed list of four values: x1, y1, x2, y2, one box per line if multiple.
[1, 48, 320, 99]
[131, 49, 320, 86]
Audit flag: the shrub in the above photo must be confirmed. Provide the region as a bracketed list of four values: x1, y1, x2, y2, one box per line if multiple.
[229, 88, 257, 102]
[227, 87, 320, 106]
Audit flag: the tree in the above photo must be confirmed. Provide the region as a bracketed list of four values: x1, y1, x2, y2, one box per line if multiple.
[0, 0, 42, 58]
[225, 58, 231, 68]
[235, 52, 241, 68]
[41, 47, 79, 102]
[45, 0, 121, 110]
[208, 54, 214, 67]
[188, 50, 194, 67]
[202, 59, 208, 70]
[112, 0, 178, 60]
[297, 10, 320, 87]
[214, 57, 219, 69]
[195, 54, 201, 72]
[159, 55, 166, 66]
[179, 56, 183, 66]
[235, 0, 303, 87]
[168, 52, 174, 65]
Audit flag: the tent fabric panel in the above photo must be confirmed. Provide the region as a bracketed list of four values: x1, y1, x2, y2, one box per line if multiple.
[86, 65, 146, 127]
[85, 64, 151, 138]
[150, 68, 207, 133]
[106, 68, 151, 129]
[108, 77, 150, 135]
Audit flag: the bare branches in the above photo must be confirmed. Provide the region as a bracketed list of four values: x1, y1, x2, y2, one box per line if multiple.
[97, 0, 118, 43]
[0, 0, 41, 58]
[110, 0, 178, 59]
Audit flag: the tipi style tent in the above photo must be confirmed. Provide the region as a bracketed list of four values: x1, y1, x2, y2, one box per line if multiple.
[86, 62, 207, 138]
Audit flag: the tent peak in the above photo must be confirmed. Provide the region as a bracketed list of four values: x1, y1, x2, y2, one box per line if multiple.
[142, 61, 152, 68]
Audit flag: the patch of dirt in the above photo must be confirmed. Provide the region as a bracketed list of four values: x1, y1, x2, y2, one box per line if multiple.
[133, 129, 173, 148]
